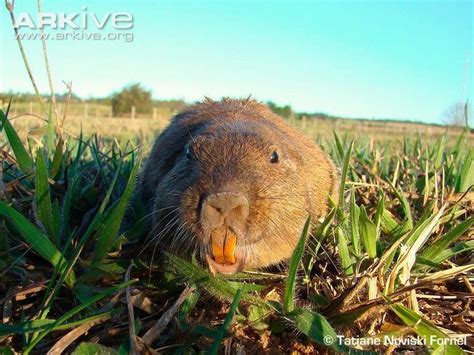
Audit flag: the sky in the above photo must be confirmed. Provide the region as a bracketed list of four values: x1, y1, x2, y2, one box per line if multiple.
[0, 0, 472, 124]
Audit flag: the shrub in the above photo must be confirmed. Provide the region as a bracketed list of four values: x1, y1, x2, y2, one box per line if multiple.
[111, 83, 153, 116]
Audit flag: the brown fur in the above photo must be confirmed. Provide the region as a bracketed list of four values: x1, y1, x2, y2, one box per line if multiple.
[139, 98, 339, 270]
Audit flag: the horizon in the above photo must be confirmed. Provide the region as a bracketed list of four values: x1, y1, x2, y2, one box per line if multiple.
[0, 0, 472, 125]
[1, 87, 465, 126]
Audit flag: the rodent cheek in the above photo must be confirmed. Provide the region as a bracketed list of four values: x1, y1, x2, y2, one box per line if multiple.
[281, 159, 298, 172]
[246, 233, 297, 269]
[179, 186, 205, 239]
[241, 222, 263, 245]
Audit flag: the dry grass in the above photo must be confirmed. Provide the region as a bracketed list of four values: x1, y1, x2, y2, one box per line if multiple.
[5, 109, 472, 152]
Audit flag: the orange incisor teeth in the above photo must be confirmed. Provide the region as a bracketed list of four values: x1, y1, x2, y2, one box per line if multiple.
[211, 231, 237, 265]
[223, 233, 237, 264]
[212, 243, 225, 264]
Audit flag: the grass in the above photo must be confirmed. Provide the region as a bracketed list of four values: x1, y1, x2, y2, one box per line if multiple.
[0, 100, 472, 353]
[4, 102, 472, 146]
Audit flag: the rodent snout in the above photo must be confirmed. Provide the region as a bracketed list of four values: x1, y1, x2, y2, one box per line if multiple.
[200, 192, 249, 274]
[201, 192, 249, 229]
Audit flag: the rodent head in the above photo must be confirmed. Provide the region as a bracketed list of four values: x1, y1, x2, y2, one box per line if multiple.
[152, 121, 310, 274]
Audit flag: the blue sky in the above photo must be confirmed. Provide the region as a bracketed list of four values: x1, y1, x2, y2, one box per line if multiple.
[0, 0, 471, 124]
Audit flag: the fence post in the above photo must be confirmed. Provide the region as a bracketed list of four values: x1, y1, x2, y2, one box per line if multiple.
[289, 112, 295, 126]
[131, 106, 136, 119]
[84, 104, 89, 118]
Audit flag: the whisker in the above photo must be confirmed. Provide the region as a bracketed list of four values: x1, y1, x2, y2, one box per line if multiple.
[146, 216, 182, 278]
[140, 211, 181, 253]
[140, 204, 180, 223]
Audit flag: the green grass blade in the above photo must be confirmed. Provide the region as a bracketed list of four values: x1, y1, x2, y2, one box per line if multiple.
[284, 216, 311, 314]
[0, 109, 33, 172]
[427, 240, 474, 265]
[92, 158, 141, 264]
[374, 193, 385, 230]
[67, 158, 125, 261]
[177, 288, 201, 322]
[337, 228, 354, 276]
[24, 281, 133, 353]
[359, 206, 377, 259]
[386, 205, 446, 291]
[312, 208, 337, 255]
[386, 297, 464, 354]
[208, 289, 242, 354]
[338, 140, 354, 209]
[72, 343, 118, 355]
[349, 188, 361, 256]
[0, 320, 56, 337]
[388, 181, 413, 231]
[0, 312, 112, 336]
[51, 199, 61, 242]
[61, 176, 80, 239]
[420, 216, 474, 262]
[46, 105, 55, 153]
[404, 203, 443, 249]
[35, 149, 56, 244]
[333, 130, 345, 162]
[455, 149, 473, 192]
[166, 253, 252, 301]
[452, 131, 465, 154]
[432, 135, 445, 170]
[49, 137, 64, 179]
[0, 202, 75, 287]
[381, 209, 399, 235]
[287, 308, 349, 353]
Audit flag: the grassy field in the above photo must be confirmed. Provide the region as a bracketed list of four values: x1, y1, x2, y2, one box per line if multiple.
[0, 102, 473, 354]
[4, 103, 472, 147]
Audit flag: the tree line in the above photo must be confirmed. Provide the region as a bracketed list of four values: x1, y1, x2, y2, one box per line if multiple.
[1, 83, 470, 127]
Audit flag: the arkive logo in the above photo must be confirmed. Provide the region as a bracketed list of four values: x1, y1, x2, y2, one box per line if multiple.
[13, 6, 133, 30]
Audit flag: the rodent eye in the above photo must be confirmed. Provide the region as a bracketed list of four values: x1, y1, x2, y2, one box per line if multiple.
[270, 150, 279, 164]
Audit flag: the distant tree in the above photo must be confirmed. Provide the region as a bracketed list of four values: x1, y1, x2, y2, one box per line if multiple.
[0, 91, 39, 103]
[153, 99, 187, 113]
[444, 101, 471, 127]
[55, 92, 82, 103]
[111, 83, 153, 116]
[266, 101, 293, 119]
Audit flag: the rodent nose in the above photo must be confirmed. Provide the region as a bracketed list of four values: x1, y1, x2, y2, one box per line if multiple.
[201, 192, 249, 228]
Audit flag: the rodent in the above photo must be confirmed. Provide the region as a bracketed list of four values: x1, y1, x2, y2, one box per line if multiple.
[139, 98, 339, 274]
